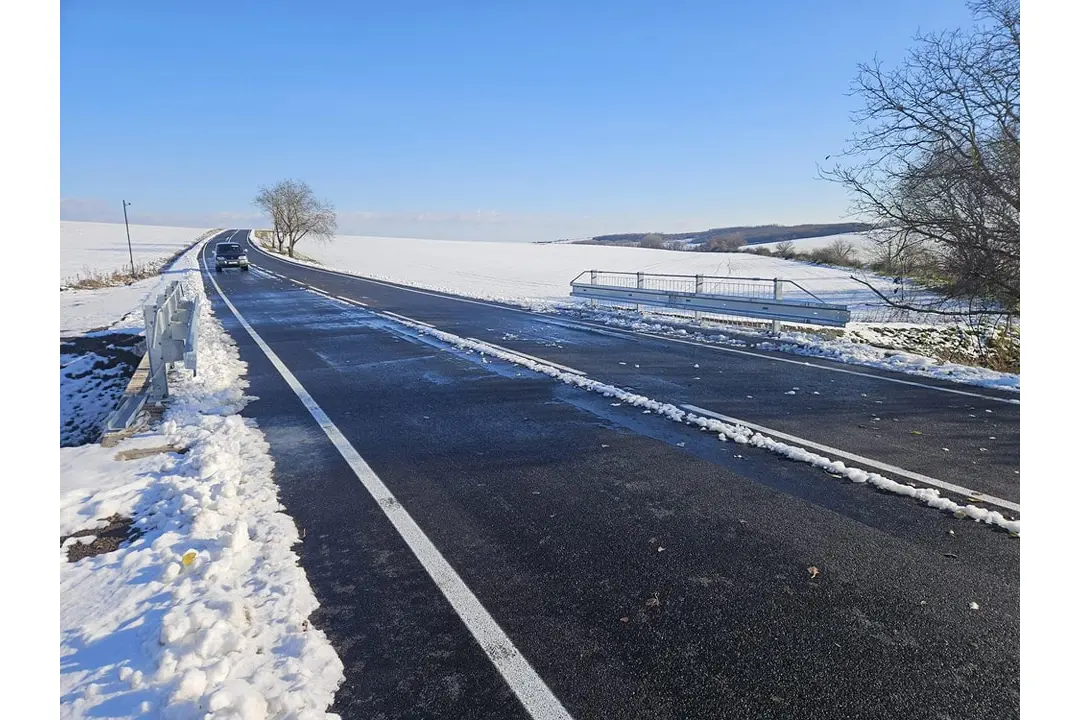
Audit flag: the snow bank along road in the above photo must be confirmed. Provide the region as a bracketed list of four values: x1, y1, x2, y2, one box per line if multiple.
[201, 231, 1019, 719]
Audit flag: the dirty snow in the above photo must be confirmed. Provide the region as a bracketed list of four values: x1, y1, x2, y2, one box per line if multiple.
[60, 334, 143, 446]
[60, 241, 343, 719]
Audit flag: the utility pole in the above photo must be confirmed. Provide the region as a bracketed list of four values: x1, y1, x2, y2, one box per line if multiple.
[123, 200, 135, 278]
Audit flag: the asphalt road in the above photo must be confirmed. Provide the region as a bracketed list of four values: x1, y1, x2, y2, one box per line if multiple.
[199, 231, 1020, 720]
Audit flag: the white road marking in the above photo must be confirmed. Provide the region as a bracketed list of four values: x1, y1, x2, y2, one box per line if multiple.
[681, 403, 1020, 513]
[465, 338, 586, 377]
[202, 255, 573, 720]
[336, 294, 367, 306]
[382, 310, 435, 328]
[244, 238, 1018, 405]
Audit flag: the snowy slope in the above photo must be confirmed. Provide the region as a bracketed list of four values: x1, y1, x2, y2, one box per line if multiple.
[272, 232, 894, 316]
[743, 231, 878, 257]
[61, 221, 210, 283]
[61, 276, 169, 335]
[60, 223, 216, 335]
[60, 241, 344, 719]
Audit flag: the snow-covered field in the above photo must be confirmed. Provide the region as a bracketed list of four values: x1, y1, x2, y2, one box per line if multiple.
[61, 277, 170, 336]
[264, 232, 900, 318]
[60, 242, 344, 719]
[743, 231, 878, 258]
[60, 223, 216, 335]
[256, 232, 1017, 390]
[61, 221, 211, 283]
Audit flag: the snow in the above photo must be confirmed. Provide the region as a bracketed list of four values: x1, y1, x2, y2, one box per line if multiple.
[61, 276, 172, 336]
[569, 311, 1020, 393]
[61, 221, 211, 283]
[60, 241, 344, 719]
[261, 227, 1018, 390]
[60, 334, 141, 446]
[251, 231, 1019, 391]
[347, 299, 1019, 535]
[254, 231, 894, 315]
[742, 231, 879, 257]
[60, 222, 215, 335]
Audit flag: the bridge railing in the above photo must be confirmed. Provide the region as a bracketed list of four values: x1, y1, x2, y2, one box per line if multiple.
[570, 270, 851, 330]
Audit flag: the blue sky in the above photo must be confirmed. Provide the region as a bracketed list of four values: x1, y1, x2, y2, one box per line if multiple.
[61, 0, 975, 241]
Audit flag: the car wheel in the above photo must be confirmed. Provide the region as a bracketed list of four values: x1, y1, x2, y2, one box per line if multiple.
[216, 266, 222, 273]
[241, 265, 249, 272]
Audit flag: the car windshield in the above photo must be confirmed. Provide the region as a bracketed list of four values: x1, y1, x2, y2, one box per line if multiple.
[217, 244, 243, 256]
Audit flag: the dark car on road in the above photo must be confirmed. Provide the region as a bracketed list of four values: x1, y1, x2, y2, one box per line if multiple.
[215, 242, 249, 272]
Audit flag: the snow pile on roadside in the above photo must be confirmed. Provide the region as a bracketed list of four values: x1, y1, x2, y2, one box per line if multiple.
[60, 244, 343, 719]
[563, 309, 1020, 393]
[762, 331, 1019, 392]
[374, 309, 1020, 535]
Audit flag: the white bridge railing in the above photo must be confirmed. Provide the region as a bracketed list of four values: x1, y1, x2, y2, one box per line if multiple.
[570, 270, 851, 329]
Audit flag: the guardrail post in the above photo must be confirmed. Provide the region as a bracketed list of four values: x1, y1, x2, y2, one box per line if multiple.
[636, 271, 644, 312]
[590, 270, 598, 308]
[694, 274, 703, 321]
[772, 278, 783, 335]
[143, 301, 168, 403]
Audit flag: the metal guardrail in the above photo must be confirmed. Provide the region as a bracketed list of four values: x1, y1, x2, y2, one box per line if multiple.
[100, 281, 200, 441]
[570, 270, 851, 329]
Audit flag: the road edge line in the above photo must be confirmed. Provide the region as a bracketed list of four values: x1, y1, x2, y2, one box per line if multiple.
[200, 249, 574, 720]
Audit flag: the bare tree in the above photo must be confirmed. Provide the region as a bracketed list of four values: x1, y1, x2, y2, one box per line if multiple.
[833, 239, 857, 264]
[822, 0, 1019, 318]
[253, 180, 338, 258]
[639, 233, 666, 249]
[774, 240, 796, 259]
